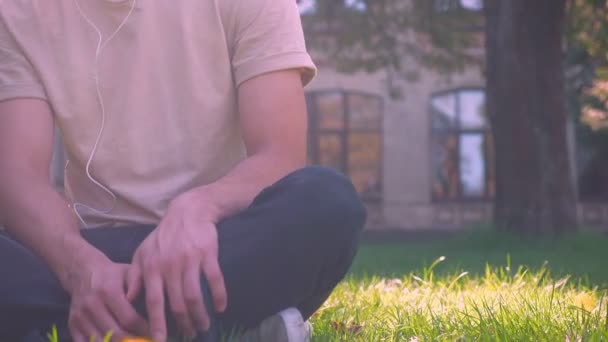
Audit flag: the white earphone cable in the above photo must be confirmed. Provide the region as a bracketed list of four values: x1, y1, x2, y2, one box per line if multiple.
[70, 0, 137, 227]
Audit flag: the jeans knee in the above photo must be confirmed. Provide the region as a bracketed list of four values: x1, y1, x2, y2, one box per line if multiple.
[289, 166, 368, 237]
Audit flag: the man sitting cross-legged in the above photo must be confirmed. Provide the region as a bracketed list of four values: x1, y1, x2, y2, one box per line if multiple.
[0, 0, 366, 341]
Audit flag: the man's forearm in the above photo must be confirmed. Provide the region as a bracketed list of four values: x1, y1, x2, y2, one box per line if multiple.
[0, 177, 108, 292]
[186, 151, 303, 222]
[179, 69, 309, 223]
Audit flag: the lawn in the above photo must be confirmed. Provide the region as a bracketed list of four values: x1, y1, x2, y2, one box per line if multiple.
[309, 229, 608, 341]
[46, 229, 608, 341]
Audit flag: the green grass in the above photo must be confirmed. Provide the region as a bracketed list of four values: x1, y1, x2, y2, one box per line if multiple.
[309, 229, 608, 341]
[351, 229, 608, 285]
[47, 229, 608, 341]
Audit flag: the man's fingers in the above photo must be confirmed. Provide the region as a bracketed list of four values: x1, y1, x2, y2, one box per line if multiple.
[166, 267, 196, 338]
[126, 264, 143, 302]
[145, 271, 167, 342]
[183, 261, 209, 332]
[70, 330, 87, 342]
[202, 259, 228, 313]
[70, 317, 97, 342]
[106, 292, 150, 336]
[86, 302, 128, 341]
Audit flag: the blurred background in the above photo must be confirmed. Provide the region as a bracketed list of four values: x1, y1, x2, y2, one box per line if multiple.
[50, 0, 608, 235]
[294, 0, 608, 234]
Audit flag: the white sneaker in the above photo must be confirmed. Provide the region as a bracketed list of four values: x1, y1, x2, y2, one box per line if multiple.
[239, 308, 312, 342]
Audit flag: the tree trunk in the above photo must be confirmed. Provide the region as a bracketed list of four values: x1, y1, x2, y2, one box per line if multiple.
[484, 0, 578, 234]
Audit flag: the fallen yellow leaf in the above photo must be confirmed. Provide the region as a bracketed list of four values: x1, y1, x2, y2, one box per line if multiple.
[120, 338, 154, 342]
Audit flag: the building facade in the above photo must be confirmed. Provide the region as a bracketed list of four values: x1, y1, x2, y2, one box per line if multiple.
[297, 0, 608, 230]
[304, 58, 496, 230]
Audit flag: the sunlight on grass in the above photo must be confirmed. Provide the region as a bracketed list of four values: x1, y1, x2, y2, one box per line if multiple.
[310, 257, 608, 341]
[45, 255, 608, 341]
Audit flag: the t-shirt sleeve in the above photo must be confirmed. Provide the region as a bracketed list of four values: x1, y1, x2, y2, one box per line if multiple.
[0, 17, 46, 102]
[221, 0, 317, 87]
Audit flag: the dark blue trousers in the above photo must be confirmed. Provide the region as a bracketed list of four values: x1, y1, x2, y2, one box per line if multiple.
[0, 167, 366, 341]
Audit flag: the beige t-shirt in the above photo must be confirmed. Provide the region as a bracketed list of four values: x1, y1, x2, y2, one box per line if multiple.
[0, 0, 316, 227]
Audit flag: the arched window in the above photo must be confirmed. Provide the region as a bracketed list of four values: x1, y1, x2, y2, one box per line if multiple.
[431, 88, 495, 200]
[306, 90, 383, 201]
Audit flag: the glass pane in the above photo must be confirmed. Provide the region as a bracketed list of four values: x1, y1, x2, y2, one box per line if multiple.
[298, 0, 316, 15]
[349, 94, 382, 130]
[345, 0, 367, 11]
[432, 134, 459, 199]
[316, 93, 345, 130]
[459, 134, 486, 197]
[431, 93, 457, 130]
[348, 133, 382, 198]
[318, 134, 344, 171]
[459, 90, 486, 129]
[460, 0, 483, 11]
[306, 133, 315, 165]
[485, 133, 496, 197]
[435, 0, 457, 11]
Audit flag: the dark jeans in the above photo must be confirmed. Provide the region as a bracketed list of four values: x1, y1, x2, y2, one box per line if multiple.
[0, 167, 366, 341]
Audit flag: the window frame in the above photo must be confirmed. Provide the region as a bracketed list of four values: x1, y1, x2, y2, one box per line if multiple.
[430, 87, 493, 203]
[306, 89, 384, 202]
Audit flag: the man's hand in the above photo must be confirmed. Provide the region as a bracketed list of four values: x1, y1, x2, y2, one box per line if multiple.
[127, 191, 228, 341]
[68, 258, 149, 342]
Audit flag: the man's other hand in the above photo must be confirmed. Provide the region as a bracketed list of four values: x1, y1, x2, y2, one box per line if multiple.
[68, 259, 149, 342]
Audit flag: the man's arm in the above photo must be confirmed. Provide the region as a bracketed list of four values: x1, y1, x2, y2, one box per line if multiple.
[178, 70, 308, 221]
[0, 99, 150, 339]
[0, 99, 107, 291]
[199, 0, 314, 218]
[128, 69, 309, 340]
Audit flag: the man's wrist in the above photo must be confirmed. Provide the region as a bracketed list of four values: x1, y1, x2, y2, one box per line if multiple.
[54, 233, 108, 293]
[172, 187, 223, 223]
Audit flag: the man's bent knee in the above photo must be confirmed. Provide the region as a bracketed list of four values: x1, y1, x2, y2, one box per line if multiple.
[286, 166, 368, 237]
